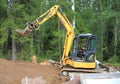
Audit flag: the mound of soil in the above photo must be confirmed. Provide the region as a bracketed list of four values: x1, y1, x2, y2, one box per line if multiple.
[0, 59, 62, 84]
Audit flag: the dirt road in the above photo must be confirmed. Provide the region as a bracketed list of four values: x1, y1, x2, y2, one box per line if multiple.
[0, 59, 62, 84]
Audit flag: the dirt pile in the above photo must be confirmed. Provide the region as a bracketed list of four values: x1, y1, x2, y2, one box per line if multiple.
[106, 64, 120, 72]
[0, 59, 62, 84]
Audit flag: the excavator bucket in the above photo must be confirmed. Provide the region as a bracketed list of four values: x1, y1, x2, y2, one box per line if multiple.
[15, 27, 32, 37]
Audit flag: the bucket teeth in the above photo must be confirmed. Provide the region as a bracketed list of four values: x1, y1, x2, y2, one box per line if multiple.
[15, 27, 32, 36]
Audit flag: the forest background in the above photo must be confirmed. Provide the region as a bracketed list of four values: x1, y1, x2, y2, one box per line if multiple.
[0, 0, 120, 65]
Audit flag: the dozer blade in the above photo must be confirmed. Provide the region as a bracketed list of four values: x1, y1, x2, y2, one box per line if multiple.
[15, 27, 32, 37]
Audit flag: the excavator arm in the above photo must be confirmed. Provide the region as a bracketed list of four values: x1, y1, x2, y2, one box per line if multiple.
[16, 5, 74, 66]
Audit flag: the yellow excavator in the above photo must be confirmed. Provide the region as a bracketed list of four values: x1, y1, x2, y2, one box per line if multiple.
[16, 5, 108, 76]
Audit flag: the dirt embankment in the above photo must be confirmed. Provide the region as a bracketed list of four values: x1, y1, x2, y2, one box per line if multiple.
[0, 59, 62, 84]
[0, 59, 120, 84]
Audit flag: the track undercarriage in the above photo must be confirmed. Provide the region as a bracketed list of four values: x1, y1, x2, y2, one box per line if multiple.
[60, 62, 110, 76]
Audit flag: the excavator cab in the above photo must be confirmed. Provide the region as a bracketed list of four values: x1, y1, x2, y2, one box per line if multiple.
[70, 33, 97, 62]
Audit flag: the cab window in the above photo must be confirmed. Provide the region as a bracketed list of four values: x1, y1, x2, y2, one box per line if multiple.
[87, 37, 97, 51]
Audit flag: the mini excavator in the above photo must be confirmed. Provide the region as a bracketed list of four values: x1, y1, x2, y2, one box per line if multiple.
[16, 5, 108, 76]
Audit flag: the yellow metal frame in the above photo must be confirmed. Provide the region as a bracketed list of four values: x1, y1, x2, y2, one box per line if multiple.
[65, 59, 96, 68]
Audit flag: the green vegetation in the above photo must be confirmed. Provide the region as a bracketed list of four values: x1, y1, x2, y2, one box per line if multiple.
[0, 0, 120, 65]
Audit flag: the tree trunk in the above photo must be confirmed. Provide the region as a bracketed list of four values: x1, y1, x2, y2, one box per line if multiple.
[71, 0, 75, 28]
[114, 17, 118, 57]
[99, 0, 104, 57]
[58, 21, 62, 63]
[37, 0, 43, 56]
[12, 39, 16, 60]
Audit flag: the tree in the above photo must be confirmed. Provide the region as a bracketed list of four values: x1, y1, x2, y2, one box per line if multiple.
[0, 0, 120, 63]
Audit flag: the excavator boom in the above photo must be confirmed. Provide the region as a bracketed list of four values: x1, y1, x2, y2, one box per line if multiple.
[16, 5, 74, 66]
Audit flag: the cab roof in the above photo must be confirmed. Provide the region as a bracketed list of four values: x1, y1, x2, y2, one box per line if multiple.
[75, 33, 96, 38]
